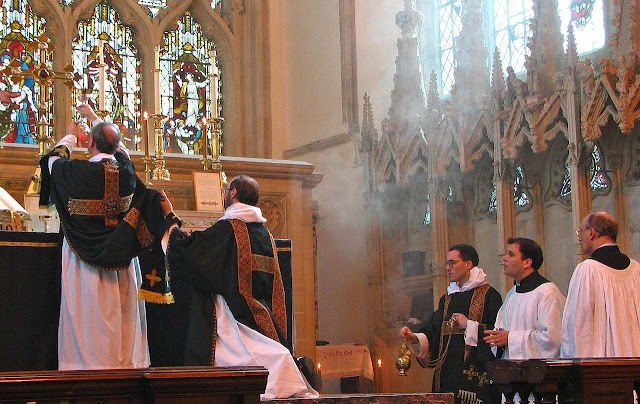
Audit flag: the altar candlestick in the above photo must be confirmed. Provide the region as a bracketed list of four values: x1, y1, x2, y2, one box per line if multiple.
[317, 363, 321, 376]
[212, 120, 220, 160]
[98, 40, 105, 111]
[201, 117, 208, 160]
[210, 48, 218, 118]
[142, 111, 150, 158]
[376, 359, 382, 393]
[154, 45, 161, 114]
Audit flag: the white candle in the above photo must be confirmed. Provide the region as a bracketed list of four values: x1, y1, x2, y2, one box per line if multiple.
[210, 48, 218, 118]
[154, 45, 161, 114]
[142, 111, 149, 158]
[98, 40, 105, 111]
[201, 117, 208, 160]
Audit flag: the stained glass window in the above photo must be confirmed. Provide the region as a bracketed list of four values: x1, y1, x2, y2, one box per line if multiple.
[73, 1, 140, 150]
[438, 0, 462, 95]
[488, 184, 497, 212]
[138, 0, 166, 18]
[560, 143, 609, 197]
[211, 0, 222, 9]
[161, 11, 221, 155]
[488, 164, 531, 212]
[0, 0, 50, 144]
[558, 0, 604, 54]
[424, 194, 431, 225]
[493, 0, 534, 74]
[60, 0, 74, 7]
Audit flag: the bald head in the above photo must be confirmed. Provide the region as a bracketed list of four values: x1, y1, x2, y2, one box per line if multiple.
[578, 211, 619, 255]
[91, 122, 121, 155]
[229, 175, 259, 206]
[584, 211, 618, 242]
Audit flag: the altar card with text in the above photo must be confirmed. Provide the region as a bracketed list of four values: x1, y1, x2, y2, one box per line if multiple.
[192, 171, 224, 212]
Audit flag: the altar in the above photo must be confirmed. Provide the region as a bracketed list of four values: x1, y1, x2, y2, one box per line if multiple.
[0, 146, 322, 365]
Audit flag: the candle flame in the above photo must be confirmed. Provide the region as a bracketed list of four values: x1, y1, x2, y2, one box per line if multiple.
[377, 359, 382, 368]
[317, 363, 321, 370]
[202, 117, 207, 124]
[143, 111, 148, 119]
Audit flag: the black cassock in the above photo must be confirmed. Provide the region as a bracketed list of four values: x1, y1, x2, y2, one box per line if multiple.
[413, 284, 502, 404]
[146, 218, 290, 366]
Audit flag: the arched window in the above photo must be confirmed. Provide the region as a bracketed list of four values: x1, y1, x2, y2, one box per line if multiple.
[560, 143, 610, 197]
[437, 0, 463, 95]
[491, 0, 534, 74]
[558, 0, 605, 54]
[0, 0, 49, 144]
[488, 164, 532, 212]
[161, 11, 221, 155]
[73, 1, 141, 149]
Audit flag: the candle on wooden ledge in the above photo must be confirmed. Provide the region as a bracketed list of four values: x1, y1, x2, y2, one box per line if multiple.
[201, 117, 208, 160]
[154, 45, 161, 114]
[210, 47, 218, 119]
[142, 111, 149, 158]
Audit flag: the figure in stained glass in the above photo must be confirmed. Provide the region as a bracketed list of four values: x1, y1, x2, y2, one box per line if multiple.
[73, 1, 140, 150]
[171, 60, 208, 154]
[0, 9, 48, 144]
[161, 11, 220, 155]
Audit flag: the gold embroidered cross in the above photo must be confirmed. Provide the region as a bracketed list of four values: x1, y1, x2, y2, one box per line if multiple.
[145, 269, 161, 286]
[477, 371, 489, 387]
[463, 365, 479, 381]
[67, 160, 132, 227]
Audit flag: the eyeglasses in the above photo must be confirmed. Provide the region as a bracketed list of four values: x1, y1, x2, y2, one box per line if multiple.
[575, 227, 591, 237]
[445, 259, 463, 267]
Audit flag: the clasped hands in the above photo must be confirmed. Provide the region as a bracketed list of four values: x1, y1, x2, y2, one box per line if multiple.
[483, 328, 509, 347]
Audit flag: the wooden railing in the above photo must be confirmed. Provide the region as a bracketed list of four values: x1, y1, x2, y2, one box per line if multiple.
[0, 366, 267, 404]
[486, 358, 640, 403]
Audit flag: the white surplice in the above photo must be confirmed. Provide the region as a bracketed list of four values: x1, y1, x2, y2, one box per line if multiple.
[161, 203, 318, 399]
[49, 133, 150, 370]
[213, 295, 317, 400]
[561, 258, 640, 358]
[494, 282, 565, 360]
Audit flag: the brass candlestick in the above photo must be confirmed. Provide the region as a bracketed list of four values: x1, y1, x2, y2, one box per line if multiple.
[150, 113, 170, 181]
[142, 156, 154, 187]
[206, 116, 223, 171]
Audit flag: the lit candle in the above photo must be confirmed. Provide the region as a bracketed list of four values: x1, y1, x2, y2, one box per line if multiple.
[317, 363, 321, 376]
[142, 111, 149, 158]
[377, 359, 382, 368]
[154, 45, 161, 114]
[210, 47, 218, 119]
[98, 40, 105, 111]
[201, 117, 208, 160]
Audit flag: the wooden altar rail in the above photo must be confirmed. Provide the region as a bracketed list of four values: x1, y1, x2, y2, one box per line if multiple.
[0, 366, 268, 404]
[486, 358, 640, 403]
[264, 393, 454, 404]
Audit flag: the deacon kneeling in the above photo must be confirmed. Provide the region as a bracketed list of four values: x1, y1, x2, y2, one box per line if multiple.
[158, 175, 317, 399]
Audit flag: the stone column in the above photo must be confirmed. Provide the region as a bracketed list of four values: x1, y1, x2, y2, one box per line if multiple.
[532, 182, 547, 277]
[495, 166, 516, 295]
[429, 180, 449, 306]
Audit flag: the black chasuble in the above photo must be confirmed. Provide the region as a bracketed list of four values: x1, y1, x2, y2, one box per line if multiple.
[153, 217, 289, 366]
[413, 285, 502, 404]
[38, 144, 170, 302]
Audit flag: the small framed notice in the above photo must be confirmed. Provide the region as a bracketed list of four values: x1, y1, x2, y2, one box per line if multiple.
[192, 171, 224, 212]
